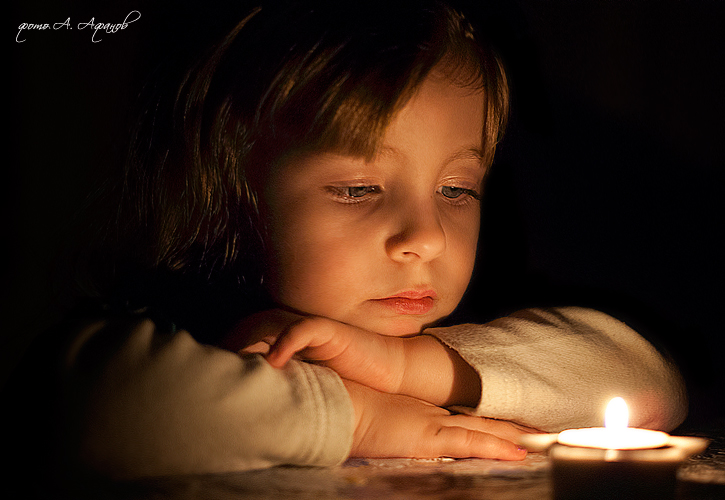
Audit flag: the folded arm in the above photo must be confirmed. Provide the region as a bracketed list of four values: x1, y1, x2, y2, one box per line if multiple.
[61, 316, 353, 479]
[260, 306, 687, 433]
[428, 307, 688, 432]
[55, 310, 532, 479]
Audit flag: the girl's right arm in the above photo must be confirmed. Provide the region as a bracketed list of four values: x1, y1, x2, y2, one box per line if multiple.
[54, 313, 354, 479]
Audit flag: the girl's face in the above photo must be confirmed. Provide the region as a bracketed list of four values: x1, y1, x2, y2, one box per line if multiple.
[263, 72, 485, 336]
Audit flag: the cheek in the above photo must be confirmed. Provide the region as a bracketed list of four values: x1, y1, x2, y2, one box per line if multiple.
[445, 213, 480, 291]
[265, 211, 375, 313]
[449, 209, 479, 256]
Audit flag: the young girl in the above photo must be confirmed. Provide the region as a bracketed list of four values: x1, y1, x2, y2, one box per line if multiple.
[13, 0, 685, 482]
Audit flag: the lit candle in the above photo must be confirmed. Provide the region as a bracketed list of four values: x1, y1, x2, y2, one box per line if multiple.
[518, 396, 711, 500]
[556, 397, 670, 450]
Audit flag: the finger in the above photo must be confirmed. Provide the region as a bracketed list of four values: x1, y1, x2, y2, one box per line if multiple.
[266, 317, 331, 367]
[240, 341, 271, 355]
[444, 414, 530, 443]
[510, 422, 540, 433]
[430, 426, 527, 461]
[265, 337, 298, 367]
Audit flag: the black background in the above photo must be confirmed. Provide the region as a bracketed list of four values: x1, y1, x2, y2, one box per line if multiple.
[8, 1, 724, 425]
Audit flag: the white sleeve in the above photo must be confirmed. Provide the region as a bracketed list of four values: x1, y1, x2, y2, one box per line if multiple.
[426, 307, 687, 432]
[62, 316, 353, 479]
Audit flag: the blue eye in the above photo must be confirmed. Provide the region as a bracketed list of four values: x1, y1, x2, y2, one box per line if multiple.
[327, 185, 382, 203]
[347, 186, 377, 198]
[440, 186, 464, 199]
[439, 186, 480, 200]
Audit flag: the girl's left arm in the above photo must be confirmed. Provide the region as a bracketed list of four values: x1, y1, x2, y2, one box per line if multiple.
[427, 307, 688, 432]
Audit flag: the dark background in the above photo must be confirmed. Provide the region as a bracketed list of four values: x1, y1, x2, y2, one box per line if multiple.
[8, 1, 724, 425]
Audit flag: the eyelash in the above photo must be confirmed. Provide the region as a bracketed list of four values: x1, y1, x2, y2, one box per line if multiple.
[327, 185, 480, 205]
[327, 185, 382, 204]
[438, 186, 481, 205]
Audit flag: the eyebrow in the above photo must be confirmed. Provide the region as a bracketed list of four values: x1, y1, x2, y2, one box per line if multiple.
[377, 145, 485, 167]
[447, 147, 485, 165]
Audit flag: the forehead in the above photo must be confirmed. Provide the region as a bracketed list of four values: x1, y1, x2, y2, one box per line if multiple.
[380, 73, 485, 161]
[269, 75, 485, 185]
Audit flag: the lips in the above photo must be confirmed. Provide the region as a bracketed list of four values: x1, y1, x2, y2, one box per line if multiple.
[372, 289, 437, 315]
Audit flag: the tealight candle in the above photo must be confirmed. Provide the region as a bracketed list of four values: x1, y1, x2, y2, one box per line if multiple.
[519, 397, 710, 500]
[557, 397, 670, 450]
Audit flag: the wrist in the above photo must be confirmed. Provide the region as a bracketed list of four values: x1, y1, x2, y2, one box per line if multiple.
[400, 335, 480, 407]
[399, 335, 452, 406]
[341, 378, 370, 456]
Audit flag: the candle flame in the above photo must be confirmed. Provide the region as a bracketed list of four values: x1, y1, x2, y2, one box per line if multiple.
[604, 397, 628, 430]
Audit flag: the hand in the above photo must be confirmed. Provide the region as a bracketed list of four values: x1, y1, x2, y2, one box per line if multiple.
[223, 309, 481, 408]
[266, 315, 481, 408]
[219, 310, 402, 390]
[344, 380, 530, 460]
[266, 316, 406, 396]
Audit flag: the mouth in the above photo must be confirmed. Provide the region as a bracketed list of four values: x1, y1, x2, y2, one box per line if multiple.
[371, 289, 437, 315]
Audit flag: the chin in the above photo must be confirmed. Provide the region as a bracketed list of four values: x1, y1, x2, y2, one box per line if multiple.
[366, 317, 434, 337]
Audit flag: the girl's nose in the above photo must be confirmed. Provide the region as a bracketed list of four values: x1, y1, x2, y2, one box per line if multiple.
[385, 201, 446, 263]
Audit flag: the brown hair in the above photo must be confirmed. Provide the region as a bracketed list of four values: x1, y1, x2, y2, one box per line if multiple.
[86, 0, 509, 338]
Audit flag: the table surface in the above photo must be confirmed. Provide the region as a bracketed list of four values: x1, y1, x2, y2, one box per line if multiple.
[54, 426, 725, 500]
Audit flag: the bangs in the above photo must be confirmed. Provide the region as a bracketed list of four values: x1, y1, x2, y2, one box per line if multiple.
[314, 49, 490, 160]
[240, 0, 507, 164]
